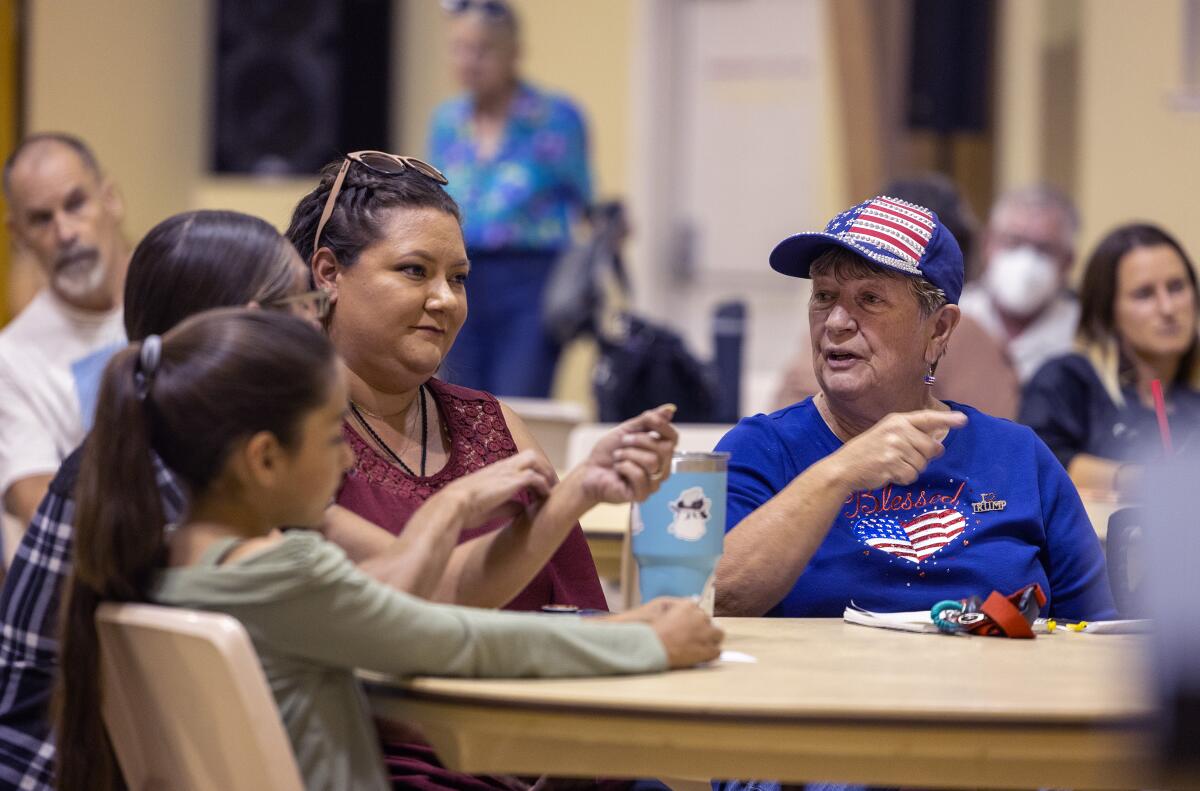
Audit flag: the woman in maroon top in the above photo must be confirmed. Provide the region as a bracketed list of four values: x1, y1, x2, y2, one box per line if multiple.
[286, 154, 680, 788]
[286, 153, 672, 612]
[337, 377, 611, 610]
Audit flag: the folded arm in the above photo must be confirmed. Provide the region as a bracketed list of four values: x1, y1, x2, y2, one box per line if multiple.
[4, 474, 53, 527]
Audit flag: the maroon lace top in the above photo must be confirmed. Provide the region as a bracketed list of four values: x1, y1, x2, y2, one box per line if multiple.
[336, 377, 606, 611]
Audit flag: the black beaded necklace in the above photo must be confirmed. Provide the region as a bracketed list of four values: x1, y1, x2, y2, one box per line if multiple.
[350, 384, 429, 477]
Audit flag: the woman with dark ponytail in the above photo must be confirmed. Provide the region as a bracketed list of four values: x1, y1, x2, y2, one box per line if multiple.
[56, 309, 721, 791]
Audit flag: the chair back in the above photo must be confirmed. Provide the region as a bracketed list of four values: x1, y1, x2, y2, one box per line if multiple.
[1106, 506, 1147, 618]
[503, 397, 587, 471]
[96, 602, 304, 791]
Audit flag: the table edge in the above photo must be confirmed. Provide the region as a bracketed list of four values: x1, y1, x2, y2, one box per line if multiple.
[361, 675, 1153, 730]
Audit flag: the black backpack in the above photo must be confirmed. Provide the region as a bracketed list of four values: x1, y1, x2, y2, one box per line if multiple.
[542, 201, 740, 423]
[593, 313, 718, 423]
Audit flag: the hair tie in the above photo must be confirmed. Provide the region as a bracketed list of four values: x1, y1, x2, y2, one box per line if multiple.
[134, 335, 162, 401]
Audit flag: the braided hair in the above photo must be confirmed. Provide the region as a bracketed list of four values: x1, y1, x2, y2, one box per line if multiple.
[286, 158, 462, 269]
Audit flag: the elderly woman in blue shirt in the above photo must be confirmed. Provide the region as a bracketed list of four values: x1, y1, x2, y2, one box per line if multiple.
[429, 0, 591, 397]
[714, 196, 1116, 621]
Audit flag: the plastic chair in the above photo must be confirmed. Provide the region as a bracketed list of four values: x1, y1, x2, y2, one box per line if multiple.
[96, 602, 304, 791]
[1105, 506, 1146, 618]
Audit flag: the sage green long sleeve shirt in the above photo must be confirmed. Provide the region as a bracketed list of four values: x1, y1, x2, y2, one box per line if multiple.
[152, 530, 667, 791]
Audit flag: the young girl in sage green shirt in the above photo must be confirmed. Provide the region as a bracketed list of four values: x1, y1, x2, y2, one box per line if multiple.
[57, 310, 722, 791]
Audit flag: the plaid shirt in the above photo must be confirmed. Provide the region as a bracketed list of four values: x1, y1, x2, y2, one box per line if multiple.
[0, 448, 183, 790]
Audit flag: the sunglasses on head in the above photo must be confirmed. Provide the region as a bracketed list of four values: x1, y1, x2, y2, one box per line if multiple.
[440, 0, 512, 19]
[312, 151, 448, 254]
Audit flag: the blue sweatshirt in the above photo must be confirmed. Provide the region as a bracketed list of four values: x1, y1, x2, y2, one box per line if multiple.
[717, 399, 1117, 620]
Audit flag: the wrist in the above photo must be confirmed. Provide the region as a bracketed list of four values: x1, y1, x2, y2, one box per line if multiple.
[559, 466, 600, 514]
[807, 454, 856, 496]
[419, 487, 472, 532]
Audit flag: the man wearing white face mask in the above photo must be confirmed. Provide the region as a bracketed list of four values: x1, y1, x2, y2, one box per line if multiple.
[959, 185, 1080, 383]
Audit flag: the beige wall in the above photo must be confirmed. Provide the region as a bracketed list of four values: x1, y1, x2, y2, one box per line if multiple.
[996, 0, 1199, 267]
[24, 1, 308, 239]
[21, 0, 633, 240]
[399, 0, 634, 200]
[1076, 0, 1200, 264]
[25, 1, 206, 240]
[20, 0, 1198, 395]
[19, 0, 634, 402]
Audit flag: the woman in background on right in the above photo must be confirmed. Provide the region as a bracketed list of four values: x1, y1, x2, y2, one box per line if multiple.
[1020, 223, 1200, 497]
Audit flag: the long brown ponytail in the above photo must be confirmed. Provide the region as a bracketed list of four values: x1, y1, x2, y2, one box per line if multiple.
[56, 341, 162, 791]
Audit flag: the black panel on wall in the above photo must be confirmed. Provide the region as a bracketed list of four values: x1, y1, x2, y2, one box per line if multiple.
[906, 0, 993, 133]
[213, 0, 392, 175]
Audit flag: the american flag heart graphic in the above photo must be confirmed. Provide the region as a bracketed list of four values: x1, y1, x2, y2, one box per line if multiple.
[854, 508, 967, 564]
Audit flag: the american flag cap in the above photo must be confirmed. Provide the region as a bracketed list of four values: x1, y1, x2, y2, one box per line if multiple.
[769, 195, 964, 304]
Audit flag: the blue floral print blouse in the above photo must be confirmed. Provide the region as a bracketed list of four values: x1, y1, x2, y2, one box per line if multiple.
[428, 81, 592, 252]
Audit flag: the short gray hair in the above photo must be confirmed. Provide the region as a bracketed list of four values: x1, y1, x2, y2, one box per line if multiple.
[3, 132, 102, 200]
[809, 247, 947, 317]
[989, 184, 1080, 251]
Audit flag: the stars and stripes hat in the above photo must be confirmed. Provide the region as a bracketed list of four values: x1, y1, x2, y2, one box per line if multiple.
[769, 195, 965, 304]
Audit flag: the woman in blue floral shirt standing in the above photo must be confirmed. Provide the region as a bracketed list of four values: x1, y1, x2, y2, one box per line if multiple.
[429, 0, 592, 398]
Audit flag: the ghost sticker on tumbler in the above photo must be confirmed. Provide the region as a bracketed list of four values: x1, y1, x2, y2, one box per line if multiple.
[667, 486, 712, 542]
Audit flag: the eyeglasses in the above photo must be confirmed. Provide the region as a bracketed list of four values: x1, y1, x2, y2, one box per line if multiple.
[312, 151, 449, 254]
[265, 289, 332, 322]
[440, 0, 512, 18]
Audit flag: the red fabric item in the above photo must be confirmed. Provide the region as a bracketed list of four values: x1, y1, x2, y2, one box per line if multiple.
[337, 377, 607, 612]
[970, 583, 1047, 638]
[977, 591, 1034, 638]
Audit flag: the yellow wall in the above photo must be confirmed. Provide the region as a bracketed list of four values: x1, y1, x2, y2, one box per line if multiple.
[1076, 0, 1200, 262]
[0, 0, 18, 322]
[19, 0, 634, 400]
[25, 1, 207, 238]
[21, 0, 633, 244]
[22, 0, 1196, 354]
[995, 0, 1199, 265]
[398, 0, 633, 200]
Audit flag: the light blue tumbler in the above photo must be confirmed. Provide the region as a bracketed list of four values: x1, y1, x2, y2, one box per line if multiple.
[632, 452, 728, 608]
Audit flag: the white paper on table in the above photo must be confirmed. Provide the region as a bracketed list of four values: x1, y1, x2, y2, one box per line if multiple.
[718, 650, 757, 663]
[842, 603, 940, 633]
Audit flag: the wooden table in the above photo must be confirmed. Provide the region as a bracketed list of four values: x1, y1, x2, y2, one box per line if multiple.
[364, 618, 1162, 788]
